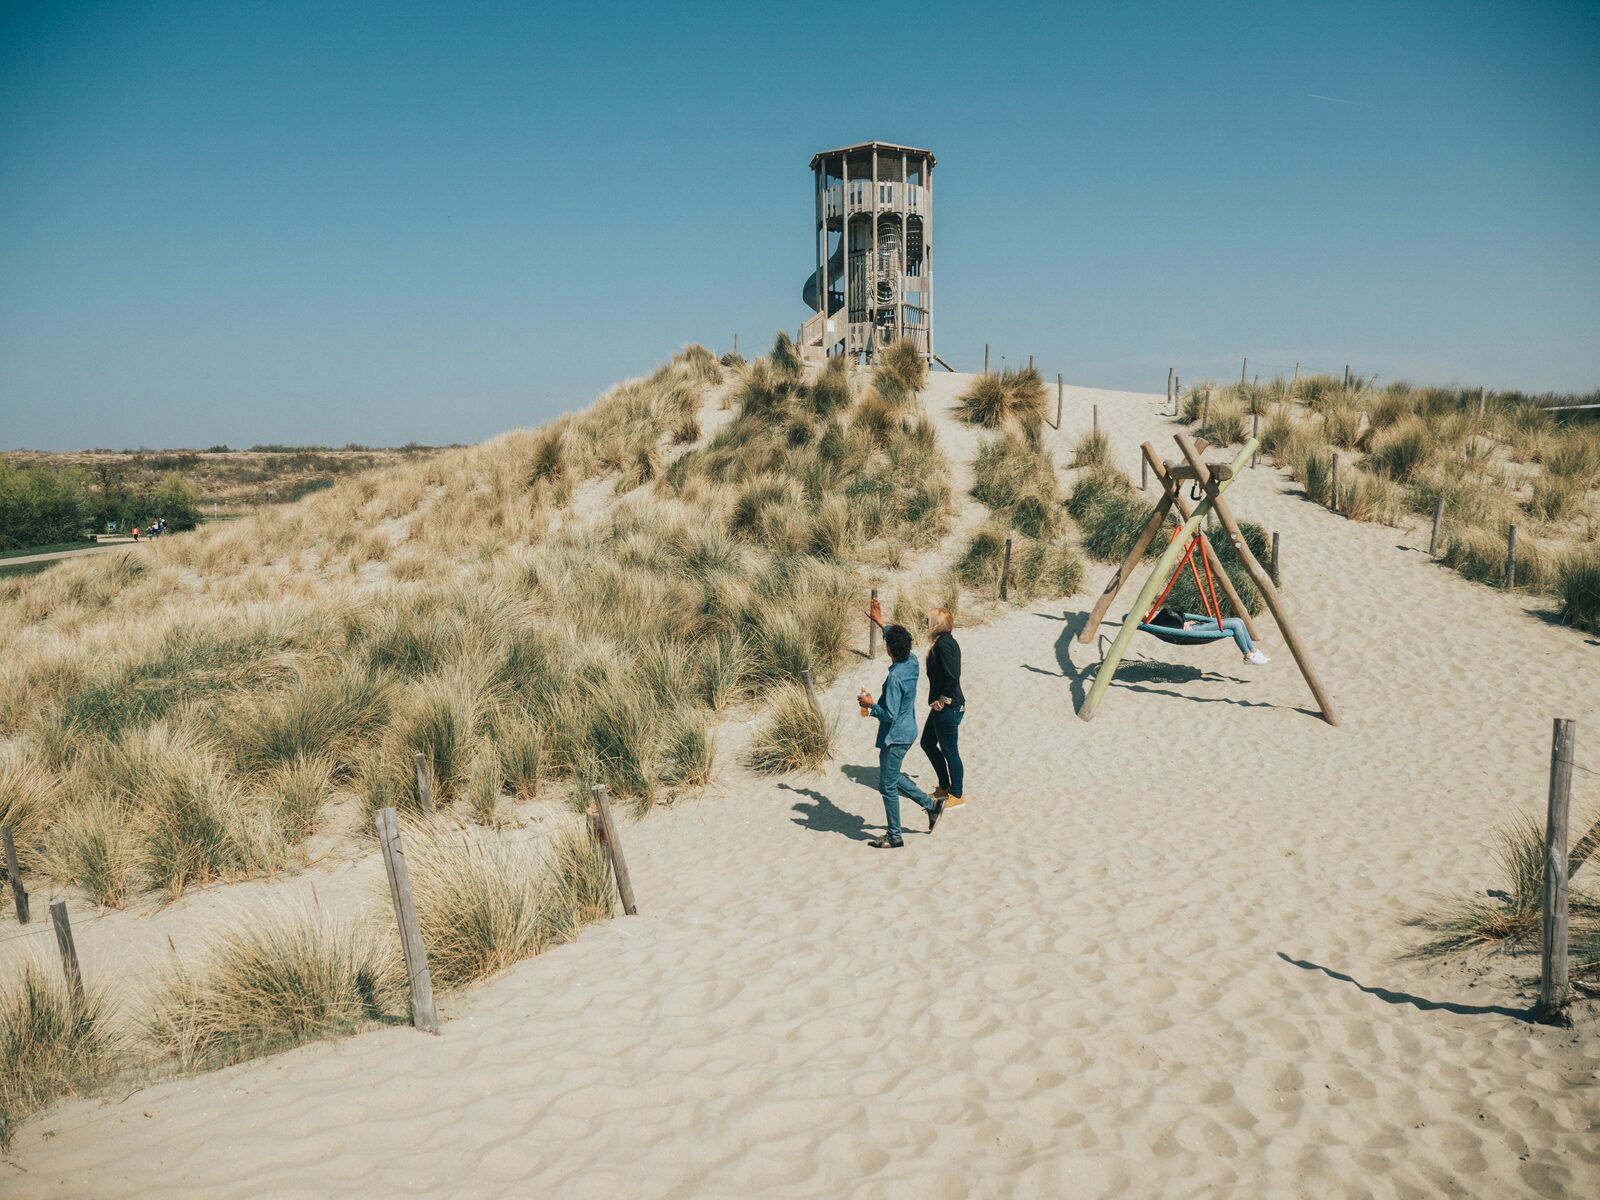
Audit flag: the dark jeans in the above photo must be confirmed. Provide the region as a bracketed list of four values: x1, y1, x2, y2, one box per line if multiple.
[920, 706, 965, 797]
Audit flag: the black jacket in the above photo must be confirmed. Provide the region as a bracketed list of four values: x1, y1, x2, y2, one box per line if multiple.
[925, 631, 964, 708]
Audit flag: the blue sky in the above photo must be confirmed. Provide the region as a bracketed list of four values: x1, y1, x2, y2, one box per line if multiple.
[2, 0, 1596, 450]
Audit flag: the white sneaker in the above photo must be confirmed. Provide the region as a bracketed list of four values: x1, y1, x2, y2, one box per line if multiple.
[1245, 648, 1271, 665]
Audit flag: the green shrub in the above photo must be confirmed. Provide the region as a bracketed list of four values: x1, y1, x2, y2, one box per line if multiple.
[1555, 550, 1600, 632]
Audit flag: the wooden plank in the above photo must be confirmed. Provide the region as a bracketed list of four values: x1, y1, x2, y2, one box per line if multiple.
[1079, 441, 1254, 721]
[49, 899, 84, 1010]
[1537, 719, 1575, 1023]
[591, 785, 638, 916]
[374, 808, 440, 1033]
[2, 824, 28, 924]
[1177, 434, 1339, 726]
[1161, 462, 1235, 483]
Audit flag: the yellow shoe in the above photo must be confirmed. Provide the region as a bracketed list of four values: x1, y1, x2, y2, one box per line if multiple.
[944, 793, 966, 808]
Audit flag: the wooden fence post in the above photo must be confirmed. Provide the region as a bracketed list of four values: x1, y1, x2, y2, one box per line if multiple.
[1429, 496, 1445, 557]
[49, 900, 84, 1011]
[868, 588, 878, 659]
[1478, 386, 1487, 418]
[1271, 531, 1280, 582]
[1251, 412, 1260, 468]
[1028, 354, 1034, 371]
[1537, 719, 1575, 1023]
[1174, 375, 1180, 416]
[1331, 454, 1340, 513]
[1140, 456, 1148, 492]
[1240, 357, 1248, 386]
[1505, 524, 1519, 588]
[590, 785, 637, 916]
[374, 808, 439, 1033]
[983, 343, 989, 374]
[1093, 404, 1099, 435]
[1343, 364, 1350, 389]
[2, 825, 28, 924]
[999, 537, 1013, 601]
[800, 669, 825, 727]
[1167, 367, 1174, 409]
[414, 753, 434, 813]
[1056, 374, 1064, 430]
[733, 333, 738, 356]
[1200, 390, 1210, 434]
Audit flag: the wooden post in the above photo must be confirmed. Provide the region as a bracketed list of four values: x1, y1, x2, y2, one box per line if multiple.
[1056, 374, 1063, 430]
[413, 753, 434, 813]
[1140, 456, 1148, 491]
[2, 825, 28, 924]
[733, 333, 738, 356]
[800, 669, 825, 727]
[1428, 496, 1445, 557]
[1343, 364, 1350, 389]
[1293, 362, 1300, 385]
[1200, 390, 1210, 433]
[1478, 386, 1486, 418]
[983, 343, 989, 374]
[1092, 404, 1099, 434]
[373, 808, 439, 1033]
[1174, 374, 1180, 416]
[590, 785, 637, 916]
[1330, 454, 1340, 513]
[1080, 442, 1255, 721]
[1537, 719, 1575, 1023]
[1167, 367, 1174, 409]
[1177, 435, 1339, 725]
[1240, 357, 1248, 386]
[49, 900, 84, 1011]
[1271, 531, 1280, 582]
[1251, 412, 1260, 468]
[868, 588, 878, 659]
[999, 537, 1013, 600]
[1505, 523, 1518, 588]
[1028, 354, 1034, 371]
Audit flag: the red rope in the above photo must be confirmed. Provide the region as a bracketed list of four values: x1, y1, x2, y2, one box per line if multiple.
[1143, 525, 1226, 625]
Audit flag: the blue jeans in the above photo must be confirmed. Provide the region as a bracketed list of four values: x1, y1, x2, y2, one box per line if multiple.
[879, 743, 934, 840]
[920, 706, 964, 797]
[1218, 617, 1253, 654]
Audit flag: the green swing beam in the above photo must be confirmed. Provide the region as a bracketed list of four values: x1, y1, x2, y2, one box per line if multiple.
[1079, 439, 1256, 722]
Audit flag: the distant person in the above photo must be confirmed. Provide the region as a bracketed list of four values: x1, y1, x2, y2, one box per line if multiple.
[131, 524, 140, 542]
[1148, 607, 1270, 665]
[857, 623, 943, 850]
[920, 607, 967, 808]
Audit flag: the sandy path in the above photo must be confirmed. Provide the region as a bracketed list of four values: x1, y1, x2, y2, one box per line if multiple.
[0, 543, 140, 568]
[5, 380, 1599, 1197]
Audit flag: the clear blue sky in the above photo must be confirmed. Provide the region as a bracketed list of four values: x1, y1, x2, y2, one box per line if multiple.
[2, 1, 1596, 450]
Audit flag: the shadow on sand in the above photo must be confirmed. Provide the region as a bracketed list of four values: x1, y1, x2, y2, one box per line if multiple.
[780, 781, 875, 842]
[1276, 953, 1533, 1023]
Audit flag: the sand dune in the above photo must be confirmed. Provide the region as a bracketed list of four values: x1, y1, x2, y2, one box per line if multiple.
[4, 377, 1598, 1198]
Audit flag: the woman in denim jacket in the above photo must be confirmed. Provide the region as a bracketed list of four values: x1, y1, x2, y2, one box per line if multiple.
[857, 624, 945, 849]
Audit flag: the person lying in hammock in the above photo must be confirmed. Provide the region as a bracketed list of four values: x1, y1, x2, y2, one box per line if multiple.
[1149, 607, 1271, 665]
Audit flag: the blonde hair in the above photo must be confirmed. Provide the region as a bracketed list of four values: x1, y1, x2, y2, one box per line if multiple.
[927, 607, 954, 635]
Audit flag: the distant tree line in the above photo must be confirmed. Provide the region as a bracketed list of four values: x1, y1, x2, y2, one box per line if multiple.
[0, 459, 200, 551]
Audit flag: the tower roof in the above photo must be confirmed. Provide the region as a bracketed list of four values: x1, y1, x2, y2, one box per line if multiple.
[809, 141, 935, 170]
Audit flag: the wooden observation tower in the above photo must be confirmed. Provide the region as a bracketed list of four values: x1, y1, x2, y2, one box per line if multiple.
[800, 141, 935, 364]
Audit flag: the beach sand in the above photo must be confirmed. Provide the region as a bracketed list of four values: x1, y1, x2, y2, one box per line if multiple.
[3, 377, 1598, 1197]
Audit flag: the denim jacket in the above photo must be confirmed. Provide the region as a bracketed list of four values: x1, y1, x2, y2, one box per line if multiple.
[869, 657, 921, 748]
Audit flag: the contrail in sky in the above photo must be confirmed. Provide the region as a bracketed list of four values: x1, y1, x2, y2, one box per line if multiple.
[1307, 93, 1360, 105]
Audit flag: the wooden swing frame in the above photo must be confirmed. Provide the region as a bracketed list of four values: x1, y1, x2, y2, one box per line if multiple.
[1077, 433, 1339, 726]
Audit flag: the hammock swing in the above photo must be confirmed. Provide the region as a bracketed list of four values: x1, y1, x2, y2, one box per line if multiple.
[1133, 522, 1232, 647]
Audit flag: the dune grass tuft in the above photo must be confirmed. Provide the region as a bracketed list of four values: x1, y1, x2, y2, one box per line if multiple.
[1071, 428, 1114, 470]
[955, 367, 1048, 430]
[748, 684, 835, 774]
[0, 963, 118, 1149]
[972, 425, 1064, 538]
[1555, 549, 1600, 632]
[147, 913, 404, 1072]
